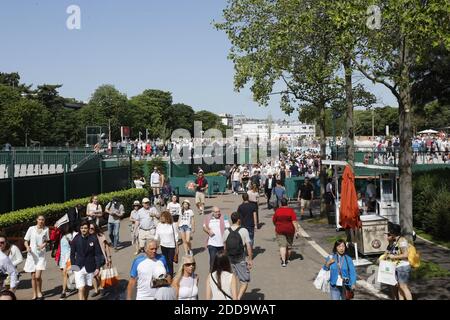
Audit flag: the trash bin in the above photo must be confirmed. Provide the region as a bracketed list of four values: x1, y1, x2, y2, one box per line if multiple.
[355, 215, 389, 255]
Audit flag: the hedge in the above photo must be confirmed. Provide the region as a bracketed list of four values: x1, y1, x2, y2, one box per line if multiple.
[413, 168, 450, 241]
[0, 188, 147, 237]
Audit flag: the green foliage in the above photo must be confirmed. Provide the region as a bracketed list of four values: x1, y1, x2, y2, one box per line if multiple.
[132, 157, 167, 180]
[411, 260, 450, 280]
[413, 169, 450, 241]
[166, 104, 195, 135]
[0, 188, 147, 236]
[194, 110, 228, 135]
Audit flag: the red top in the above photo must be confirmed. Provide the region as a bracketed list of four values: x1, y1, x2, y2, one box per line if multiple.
[272, 207, 297, 235]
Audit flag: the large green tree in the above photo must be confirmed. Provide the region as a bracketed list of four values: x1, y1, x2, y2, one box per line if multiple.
[130, 89, 173, 140]
[166, 103, 195, 135]
[81, 85, 132, 142]
[354, 0, 450, 240]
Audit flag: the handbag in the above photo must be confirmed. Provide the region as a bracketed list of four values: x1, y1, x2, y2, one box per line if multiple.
[172, 225, 179, 264]
[100, 266, 119, 288]
[313, 268, 330, 293]
[210, 273, 233, 300]
[377, 260, 397, 285]
[337, 255, 355, 300]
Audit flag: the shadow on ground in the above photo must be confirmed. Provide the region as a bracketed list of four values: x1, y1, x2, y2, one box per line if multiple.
[242, 288, 265, 300]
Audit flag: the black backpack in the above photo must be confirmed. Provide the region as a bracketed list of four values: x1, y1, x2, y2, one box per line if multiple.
[225, 227, 245, 263]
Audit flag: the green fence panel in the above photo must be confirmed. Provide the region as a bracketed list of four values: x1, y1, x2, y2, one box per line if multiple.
[14, 174, 64, 211]
[102, 167, 129, 193]
[67, 170, 99, 201]
[0, 179, 12, 213]
[170, 175, 227, 196]
[285, 177, 321, 199]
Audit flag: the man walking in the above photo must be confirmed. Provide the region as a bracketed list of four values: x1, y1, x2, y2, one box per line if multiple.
[136, 198, 160, 253]
[297, 178, 314, 220]
[126, 240, 168, 300]
[237, 194, 257, 248]
[264, 172, 276, 209]
[70, 221, 104, 300]
[194, 170, 209, 215]
[105, 197, 125, 251]
[223, 212, 253, 300]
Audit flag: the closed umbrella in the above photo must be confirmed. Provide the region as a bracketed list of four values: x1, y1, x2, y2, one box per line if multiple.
[339, 165, 361, 230]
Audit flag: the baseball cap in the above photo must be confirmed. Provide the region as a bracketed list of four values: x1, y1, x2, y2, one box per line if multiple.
[182, 199, 191, 205]
[133, 200, 141, 206]
[142, 197, 150, 203]
[152, 264, 167, 280]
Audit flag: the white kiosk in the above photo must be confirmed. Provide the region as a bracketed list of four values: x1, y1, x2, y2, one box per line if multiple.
[322, 160, 399, 258]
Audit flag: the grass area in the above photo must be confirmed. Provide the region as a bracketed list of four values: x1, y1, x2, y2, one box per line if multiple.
[307, 217, 329, 224]
[415, 229, 450, 250]
[411, 260, 450, 280]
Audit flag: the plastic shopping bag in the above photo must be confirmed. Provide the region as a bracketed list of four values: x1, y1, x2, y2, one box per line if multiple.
[377, 260, 397, 285]
[100, 267, 119, 288]
[314, 268, 330, 293]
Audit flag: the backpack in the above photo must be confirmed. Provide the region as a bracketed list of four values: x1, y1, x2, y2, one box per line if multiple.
[225, 227, 245, 263]
[408, 243, 421, 268]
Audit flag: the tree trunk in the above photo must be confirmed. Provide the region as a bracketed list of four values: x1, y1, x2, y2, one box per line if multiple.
[398, 48, 414, 242]
[343, 55, 355, 168]
[319, 102, 327, 218]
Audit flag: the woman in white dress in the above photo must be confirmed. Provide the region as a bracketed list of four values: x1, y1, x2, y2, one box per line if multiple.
[24, 215, 49, 300]
[86, 195, 103, 226]
[206, 252, 238, 300]
[172, 255, 199, 300]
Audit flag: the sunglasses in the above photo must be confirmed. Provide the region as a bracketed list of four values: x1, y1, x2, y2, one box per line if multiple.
[185, 263, 196, 267]
[0, 241, 5, 244]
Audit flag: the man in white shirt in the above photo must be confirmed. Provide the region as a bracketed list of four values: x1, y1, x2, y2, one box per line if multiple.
[136, 198, 160, 252]
[126, 240, 168, 300]
[0, 250, 18, 292]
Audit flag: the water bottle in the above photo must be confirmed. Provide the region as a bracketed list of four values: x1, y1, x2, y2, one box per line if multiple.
[224, 215, 230, 229]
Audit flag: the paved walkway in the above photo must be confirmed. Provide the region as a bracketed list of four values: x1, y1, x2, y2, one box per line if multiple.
[14, 193, 331, 300]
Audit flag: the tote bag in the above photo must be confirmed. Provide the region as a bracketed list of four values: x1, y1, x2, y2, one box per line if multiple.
[377, 260, 397, 285]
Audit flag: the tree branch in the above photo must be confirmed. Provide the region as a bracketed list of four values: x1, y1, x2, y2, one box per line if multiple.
[353, 59, 401, 102]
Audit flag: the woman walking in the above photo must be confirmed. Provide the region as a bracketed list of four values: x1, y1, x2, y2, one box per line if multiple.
[178, 200, 195, 256]
[323, 240, 357, 300]
[272, 198, 300, 267]
[155, 211, 179, 277]
[231, 168, 241, 195]
[56, 224, 73, 299]
[205, 252, 238, 300]
[88, 223, 111, 297]
[172, 255, 199, 300]
[23, 215, 49, 300]
[86, 195, 103, 226]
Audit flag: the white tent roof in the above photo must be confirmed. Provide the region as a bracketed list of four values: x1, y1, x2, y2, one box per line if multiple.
[418, 129, 438, 134]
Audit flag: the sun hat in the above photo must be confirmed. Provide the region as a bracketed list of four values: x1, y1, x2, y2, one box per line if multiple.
[142, 197, 150, 203]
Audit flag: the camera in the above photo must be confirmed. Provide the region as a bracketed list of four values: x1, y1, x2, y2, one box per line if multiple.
[343, 278, 350, 284]
[0, 272, 7, 281]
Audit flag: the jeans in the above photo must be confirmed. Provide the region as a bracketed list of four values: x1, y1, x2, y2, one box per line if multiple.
[232, 181, 240, 193]
[161, 246, 176, 277]
[330, 285, 344, 300]
[108, 222, 120, 248]
[207, 245, 224, 272]
[248, 228, 255, 249]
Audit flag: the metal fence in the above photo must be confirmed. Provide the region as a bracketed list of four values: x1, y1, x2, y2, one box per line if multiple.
[0, 156, 132, 214]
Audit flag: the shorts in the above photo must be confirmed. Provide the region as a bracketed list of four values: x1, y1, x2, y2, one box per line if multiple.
[195, 192, 205, 204]
[396, 265, 411, 284]
[231, 260, 251, 283]
[74, 267, 94, 289]
[301, 199, 311, 209]
[151, 183, 160, 189]
[179, 225, 192, 233]
[138, 229, 156, 248]
[276, 233, 294, 248]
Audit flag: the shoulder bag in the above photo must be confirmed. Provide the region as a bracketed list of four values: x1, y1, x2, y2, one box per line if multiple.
[341, 255, 354, 300]
[210, 273, 233, 300]
[172, 224, 179, 264]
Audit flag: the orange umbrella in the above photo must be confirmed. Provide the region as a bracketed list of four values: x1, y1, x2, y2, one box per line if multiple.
[339, 165, 361, 230]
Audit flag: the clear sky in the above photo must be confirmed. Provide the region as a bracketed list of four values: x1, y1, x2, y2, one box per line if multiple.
[0, 0, 397, 120]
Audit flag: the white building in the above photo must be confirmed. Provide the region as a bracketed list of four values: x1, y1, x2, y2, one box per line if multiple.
[232, 117, 315, 142]
[219, 113, 233, 127]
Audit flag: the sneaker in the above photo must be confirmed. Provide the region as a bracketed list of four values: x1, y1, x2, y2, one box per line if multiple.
[189, 250, 193, 256]
[281, 261, 287, 267]
[91, 291, 100, 298]
[59, 292, 66, 300]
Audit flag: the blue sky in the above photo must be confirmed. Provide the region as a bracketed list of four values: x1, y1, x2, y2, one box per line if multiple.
[0, 0, 396, 120]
